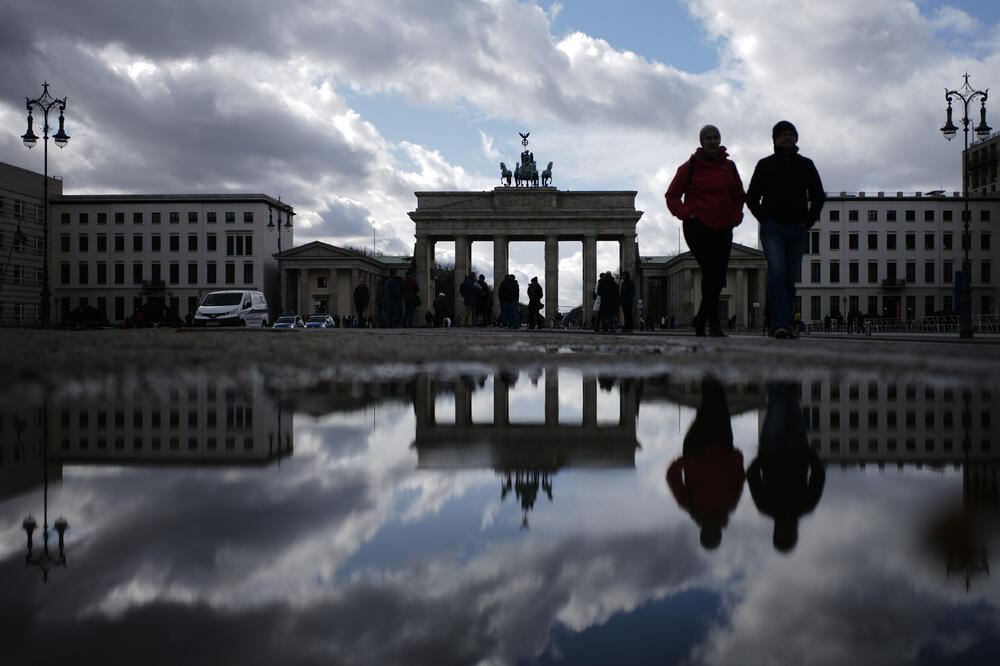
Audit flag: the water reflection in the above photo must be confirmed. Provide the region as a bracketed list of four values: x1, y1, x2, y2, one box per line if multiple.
[1, 369, 999, 665]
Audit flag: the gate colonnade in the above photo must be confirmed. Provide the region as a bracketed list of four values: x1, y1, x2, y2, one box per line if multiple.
[409, 188, 643, 325]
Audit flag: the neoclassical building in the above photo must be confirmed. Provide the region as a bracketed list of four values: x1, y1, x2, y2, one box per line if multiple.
[640, 243, 766, 328]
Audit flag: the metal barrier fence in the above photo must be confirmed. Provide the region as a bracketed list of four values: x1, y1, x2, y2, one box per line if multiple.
[806, 315, 1000, 335]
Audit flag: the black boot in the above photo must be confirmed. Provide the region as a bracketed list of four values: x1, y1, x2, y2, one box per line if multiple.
[692, 312, 706, 337]
[708, 317, 726, 337]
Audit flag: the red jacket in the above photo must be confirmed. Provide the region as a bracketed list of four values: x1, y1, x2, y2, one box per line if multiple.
[665, 147, 745, 230]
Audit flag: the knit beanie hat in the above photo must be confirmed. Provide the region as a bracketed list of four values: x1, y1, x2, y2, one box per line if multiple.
[772, 120, 797, 139]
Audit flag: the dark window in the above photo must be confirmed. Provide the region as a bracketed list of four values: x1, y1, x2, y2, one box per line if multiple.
[868, 262, 878, 283]
[188, 263, 198, 284]
[867, 233, 878, 250]
[152, 212, 161, 224]
[848, 210, 859, 221]
[810, 231, 820, 254]
[924, 233, 934, 250]
[207, 234, 217, 252]
[886, 210, 897, 221]
[924, 210, 934, 222]
[243, 212, 254, 223]
[188, 234, 198, 251]
[905, 262, 915, 283]
[169, 212, 179, 224]
[151, 234, 161, 252]
[830, 262, 840, 283]
[886, 233, 896, 250]
[981, 234, 991, 250]
[867, 210, 878, 222]
[133, 235, 143, 252]
[225, 211, 235, 224]
[982, 262, 991, 283]
[810, 262, 821, 283]
[905, 210, 915, 221]
[115, 212, 125, 224]
[207, 212, 217, 224]
[188, 212, 198, 224]
[97, 262, 107, 284]
[78, 263, 89, 285]
[133, 212, 143, 224]
[114, 234, 125, 252]
[98, 212, 107, 225]
[905, 233, 914, 250]
[169, 234, 180, 252]
[943, 233, 953, 250]
[60, 234, 70, 252]
[114, 263, 125, 284]
[849, 262, 859, 283]
[225, 262, 236, 284]
[943, 210, 953, 221]
[848, 233, 859, 250]
[133, 263, 143, 284]
[924, 262, 934, 284]
[79, 235, 89, 252]
[79, 213, 89, 225]
[944, 261, 953, 283]
[829, 232, 840, 250]
[243, 262, 254, 284]
[981, 209, 991, 221]
[829, 210, 840, 221]
[207, 262, 217, 284]
[169, 263, 179, 284]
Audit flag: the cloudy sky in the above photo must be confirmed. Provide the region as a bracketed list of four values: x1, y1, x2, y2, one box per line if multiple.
[3, 0, 1000, 306]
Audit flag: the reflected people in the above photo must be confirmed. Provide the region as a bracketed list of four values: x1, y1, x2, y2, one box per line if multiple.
[666, 378, 745, 550]
[748, 382, 826, 553]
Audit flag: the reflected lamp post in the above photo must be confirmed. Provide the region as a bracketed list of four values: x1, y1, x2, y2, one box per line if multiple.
[267, 198, 294, 315]
[23, 403, 69, 582]
[940, 73, 990, 338]
[21, 82, 70, 328]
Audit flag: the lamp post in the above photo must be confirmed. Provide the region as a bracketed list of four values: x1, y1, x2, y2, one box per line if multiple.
[940, 73, 990, 339]
[22, 403, 69, 582]
[267, 198, 293, 315]
[21, 82, 70, 329]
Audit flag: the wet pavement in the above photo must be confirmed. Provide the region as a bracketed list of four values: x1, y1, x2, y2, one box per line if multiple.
[1, 329, 998, 665]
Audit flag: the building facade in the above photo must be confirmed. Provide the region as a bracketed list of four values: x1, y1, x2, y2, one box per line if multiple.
[639, 243, 766, 328]
[796, 191, 1000, 322]
[0, 162, 62, 326]
[48, 193, 291, 323]
[965, 132, 1000, 196]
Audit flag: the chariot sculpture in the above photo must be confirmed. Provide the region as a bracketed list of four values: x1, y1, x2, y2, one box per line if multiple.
[499, 132, 553, 187]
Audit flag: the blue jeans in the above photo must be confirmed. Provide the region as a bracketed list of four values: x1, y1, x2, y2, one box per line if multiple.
[760, 219, 807, 330]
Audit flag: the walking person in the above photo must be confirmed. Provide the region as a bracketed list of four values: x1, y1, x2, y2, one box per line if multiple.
[666, 124, 745, 337]
[401, 270, 419, 328]
[459, 271, 478, 327]
[353, 277, 370, 323]
[476, 274, 491, 326]
[597, 272, 619, 332]
[620, 271, 635, 332]
[745, 121, 825, 339]
[526, 277, 543, 329]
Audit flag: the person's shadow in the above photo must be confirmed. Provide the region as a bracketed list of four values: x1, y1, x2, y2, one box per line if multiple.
[666, 378, 745, 550]
[747, 382, 826, 553]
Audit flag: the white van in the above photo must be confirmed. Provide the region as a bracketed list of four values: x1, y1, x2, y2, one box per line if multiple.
[193, 290, 269, 327]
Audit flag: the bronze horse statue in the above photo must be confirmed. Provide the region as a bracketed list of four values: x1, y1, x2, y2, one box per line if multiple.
[500, 162, 512, 187]
[515, 161, 539, 187]
[540, 161, 553, 187]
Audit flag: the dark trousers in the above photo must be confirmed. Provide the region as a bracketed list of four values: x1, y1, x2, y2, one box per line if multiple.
[683, 218, 732, 324]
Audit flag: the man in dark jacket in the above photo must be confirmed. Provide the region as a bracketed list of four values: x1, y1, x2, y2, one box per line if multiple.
[526, 277, 543, 329]
[619, 271, 635, 332]
[597, 273, 619, 332]
[745, 121, 825, 339]
[353, 277, 370, 323]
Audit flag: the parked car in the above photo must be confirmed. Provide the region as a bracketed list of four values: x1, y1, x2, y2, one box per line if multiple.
[272, 315, 305, 329]
[193, 290, 269, 327]
[305, 314, 336, 329]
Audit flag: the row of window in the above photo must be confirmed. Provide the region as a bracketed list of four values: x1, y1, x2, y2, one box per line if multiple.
[59, 261, 255, 287]
[807, 259, 991, 285]
[0, 198, 41, 220]
[0, 265, 43, 286]
[60, 405, 253, 429]
[806, 406, 990, 430]
[816, 437, 991, 455]
[0, 230, 43, 254]
[805, 381, 982, 402]
[57, 436, 259, 454]
[58, 232, 254, 256]
[801, 293, 996, 320]
[59, 211, 255, 225]
[827, 208, 990, 222]
[805, 230, 990, 253]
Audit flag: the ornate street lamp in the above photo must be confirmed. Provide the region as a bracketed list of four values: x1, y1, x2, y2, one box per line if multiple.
[21, 82, 70, 328]
[267, 198, 294, 314]
[22, 403, 69, 582]
[941, 73, 990, 338]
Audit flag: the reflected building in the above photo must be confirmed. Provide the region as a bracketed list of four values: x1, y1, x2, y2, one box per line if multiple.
[412, 370, 641, 526]
[0, 376, 293, 497]
[796, 380, 998, 465]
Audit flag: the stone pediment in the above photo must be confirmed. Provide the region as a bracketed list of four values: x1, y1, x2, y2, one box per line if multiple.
[278, 240, 365, 260]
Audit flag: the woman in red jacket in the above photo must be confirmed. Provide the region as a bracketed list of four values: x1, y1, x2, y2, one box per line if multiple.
[665, 125, 745, 336]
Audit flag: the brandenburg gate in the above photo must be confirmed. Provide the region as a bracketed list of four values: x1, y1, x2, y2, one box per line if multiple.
[409, 187, 643, 323]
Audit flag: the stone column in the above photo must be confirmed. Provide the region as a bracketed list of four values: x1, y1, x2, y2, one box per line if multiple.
[583, 235, 597, 325]
[582, 376, 597, 428]
[329, 269, 338, 315]
[414, 236, 432, 325]
[734, 267, 745, 328]
[619, 233, 638, 327]
[544, 368, 558, 426]
[494, 376, 509, 427]
[544, 235, 558, 327]
[414, 375, 434, 432]
[455, 379, 472, 427]
[454, 235, 470, 323]
[297, 268, 309, 315]
[493, 234, 508, 319]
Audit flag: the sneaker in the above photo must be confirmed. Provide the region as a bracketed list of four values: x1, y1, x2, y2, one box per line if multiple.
[774, 327, 789, 339]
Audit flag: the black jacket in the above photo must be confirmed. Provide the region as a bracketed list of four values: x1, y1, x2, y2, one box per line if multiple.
[745, 148, 825, 227]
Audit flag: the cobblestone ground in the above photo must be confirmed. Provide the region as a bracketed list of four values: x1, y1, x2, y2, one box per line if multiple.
[4, 327, 1000, 404]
